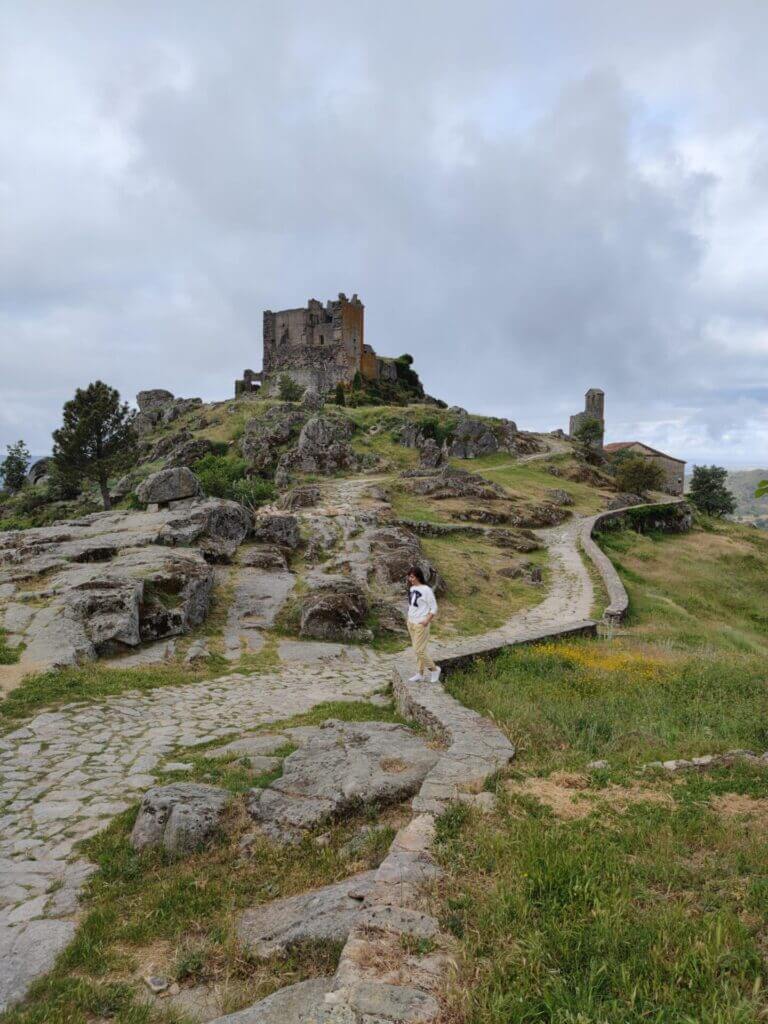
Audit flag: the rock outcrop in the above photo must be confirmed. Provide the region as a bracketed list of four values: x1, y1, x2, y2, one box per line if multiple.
[240, 404, 307, 474]
[139, 429, 214, 469]
[207, 978, 334, 1024]
[405, 466, 505, 502]
[252, 513, 301, 550]
[370, 526, 442, 594]
[446, 415, 501, 459]
[418, 438, 446, 469]
[0, 499, 250, 668]
[131, 783, 230, 855]
[298, 578, 371, 643]
[276, 414, 359, 484]
[135, 390, 203, 436]
[276, 485, 321, 511]
[26, 458, 54, 487]
[236, 872, 376, 957]
[247, 720, 440, 843]
[136, 467, 203, 508]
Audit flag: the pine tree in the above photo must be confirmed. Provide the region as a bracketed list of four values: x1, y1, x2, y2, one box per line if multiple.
[1, 440, 31, 492]
[688, 465, 737, 518]
[52, 381, 137, 510]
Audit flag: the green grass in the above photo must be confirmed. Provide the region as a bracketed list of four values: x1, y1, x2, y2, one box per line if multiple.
[438, 517, 768, 1022]
[455, 451, 607, 514]
[447, 638, 768, 773]
[598, 517, 768, 654]
[0, 628, 22, 665]
[437, 778, 768, 1024]
[0, 660, 228, 730]
[421, 533, 547, 637]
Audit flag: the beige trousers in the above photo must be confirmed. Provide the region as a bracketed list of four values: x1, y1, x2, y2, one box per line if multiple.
[407, 620, 437, 676]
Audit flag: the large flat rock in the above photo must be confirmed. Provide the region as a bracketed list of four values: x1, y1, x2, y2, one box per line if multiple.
[0, 919, 76, 1012]
[248, 720, 439, 843]
[236, 871, 376, 957]
[209, 978, 332, 1023]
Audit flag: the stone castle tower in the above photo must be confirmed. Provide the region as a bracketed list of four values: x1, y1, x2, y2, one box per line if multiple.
[569, 387, 605, 448]
[235, 293, 403, 397]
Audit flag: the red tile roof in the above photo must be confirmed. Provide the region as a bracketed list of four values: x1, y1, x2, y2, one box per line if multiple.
[604, 441, 685, 464]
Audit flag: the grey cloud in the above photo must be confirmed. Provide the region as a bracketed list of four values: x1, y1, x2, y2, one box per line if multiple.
[1, 0, 767, 467]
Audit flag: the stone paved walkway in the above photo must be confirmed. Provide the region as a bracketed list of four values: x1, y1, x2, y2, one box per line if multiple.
[0, 480, 597, 1012]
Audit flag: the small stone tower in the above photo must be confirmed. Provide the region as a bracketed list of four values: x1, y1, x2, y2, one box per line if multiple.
[569, 387, 605, 449]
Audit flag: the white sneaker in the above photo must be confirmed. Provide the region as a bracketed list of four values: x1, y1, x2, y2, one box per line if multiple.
[430, 667, 442, 683]
[408, 673, 424, 683]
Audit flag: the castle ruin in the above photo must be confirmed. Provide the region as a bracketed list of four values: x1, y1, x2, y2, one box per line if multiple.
[236, 293, 404, 397]
[569, 387, 605, 449]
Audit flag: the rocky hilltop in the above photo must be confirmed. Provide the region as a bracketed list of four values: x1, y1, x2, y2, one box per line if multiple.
[1, 386, 620, 683]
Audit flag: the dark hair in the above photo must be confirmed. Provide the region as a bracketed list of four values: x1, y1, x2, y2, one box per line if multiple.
[408, 566, 426, 584]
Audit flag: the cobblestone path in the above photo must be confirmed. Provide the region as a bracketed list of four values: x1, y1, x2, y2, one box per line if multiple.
[0, 483, 597, 1010]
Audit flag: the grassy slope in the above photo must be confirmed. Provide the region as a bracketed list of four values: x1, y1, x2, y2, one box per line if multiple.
[452, 451, 609, 515]
[440, 517, 768, 1023]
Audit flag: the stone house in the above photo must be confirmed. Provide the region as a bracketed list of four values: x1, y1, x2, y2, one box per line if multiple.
[604, 441, 686, 496]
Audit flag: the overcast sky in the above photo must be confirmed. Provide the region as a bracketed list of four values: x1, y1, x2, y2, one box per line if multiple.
[1, 1, 767, 467]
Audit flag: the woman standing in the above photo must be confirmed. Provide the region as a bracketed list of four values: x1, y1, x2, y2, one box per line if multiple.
[406, 567, 441, 683]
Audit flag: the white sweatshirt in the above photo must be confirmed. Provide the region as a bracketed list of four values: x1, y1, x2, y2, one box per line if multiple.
[408, 584, 438, 625]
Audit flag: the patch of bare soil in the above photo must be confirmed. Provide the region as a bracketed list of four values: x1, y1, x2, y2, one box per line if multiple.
[711, 793, 768, 829]
[505, 771, 673, 821]
[0, 661, 43, 697]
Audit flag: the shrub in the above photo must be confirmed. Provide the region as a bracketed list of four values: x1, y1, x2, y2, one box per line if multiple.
[614, 454, 665, 495]
[334, 383, 346, 406]
[229, 477, 275, 513]
[193, 453, 275, 511]
[193, 454, 249, 498]
[277, 374, 304, 402]
[416, 414, 457, 446]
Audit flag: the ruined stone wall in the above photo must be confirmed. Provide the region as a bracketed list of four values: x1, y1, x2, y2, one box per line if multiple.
[262, 294, 365, 393]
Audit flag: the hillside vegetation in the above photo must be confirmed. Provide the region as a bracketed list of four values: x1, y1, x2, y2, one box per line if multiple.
[727, 467, 768, 529]
[440, 514, 768, 1023]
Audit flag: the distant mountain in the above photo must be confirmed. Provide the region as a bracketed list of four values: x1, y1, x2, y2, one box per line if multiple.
[727, 469, 768, 529]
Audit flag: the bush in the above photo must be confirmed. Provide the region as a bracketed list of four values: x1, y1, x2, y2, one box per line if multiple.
[193, 454, 249, 498]
[334, 383, 346, 406]
[614, 454, 665, 495]
[277, 374, 304, 402]
[229, 477, 275, 513]
[416, 414, 458, 446]
[193, 453, 275, 511]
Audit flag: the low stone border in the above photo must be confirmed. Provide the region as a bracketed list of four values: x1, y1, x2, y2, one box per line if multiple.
[643, 749, 768, 773]
[579, 499, 689, 625]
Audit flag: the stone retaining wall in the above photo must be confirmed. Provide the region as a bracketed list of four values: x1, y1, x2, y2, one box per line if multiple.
[579, 499, 689, 625]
